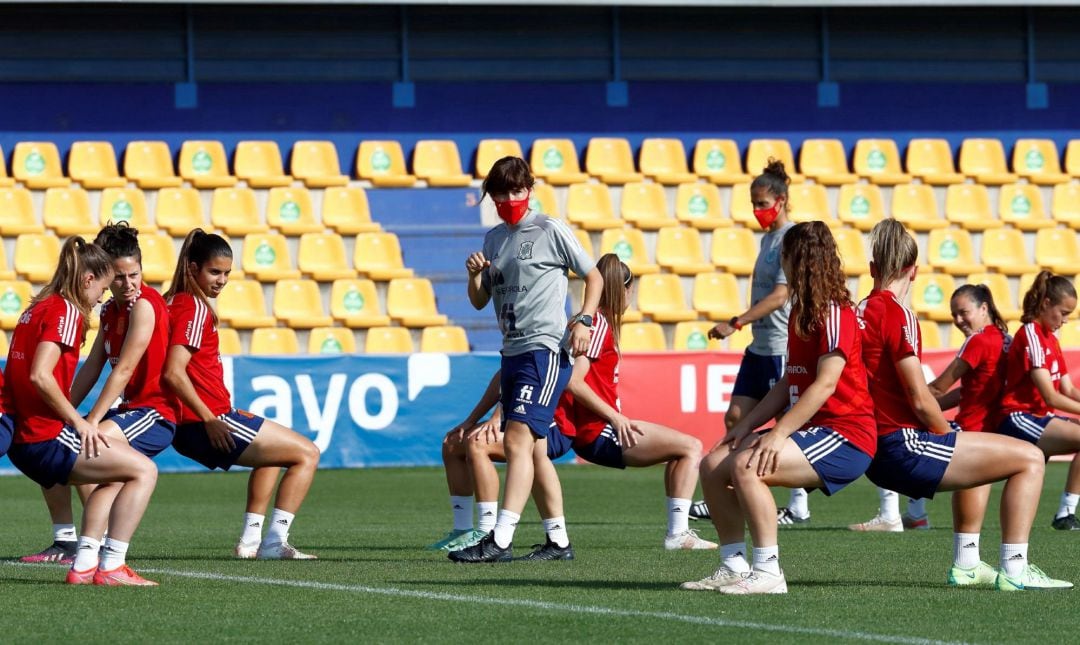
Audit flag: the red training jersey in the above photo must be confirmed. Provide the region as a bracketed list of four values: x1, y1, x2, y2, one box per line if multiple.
[954, 325, 1008, 432]
[166, 292, 231, 423]
[1000, 321, 1066, 417]
[554, 311, 619, 445]
[100, 286, 176, 423]
[857, 289, 923, 436]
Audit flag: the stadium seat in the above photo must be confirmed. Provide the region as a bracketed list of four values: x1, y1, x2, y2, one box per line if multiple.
[622, 302, 643, 323]
[1035, 228, 1080, 274]
[330, 279, 391, 328]
[890, 183, 949, 231]
[639, 138, 697, 185]
[673, 321, 723, 351]
[832, 227, 870, 276]
[692, 272, 743, 320]
[675, 182, 730, 230]
[365, 326, 414, 353]
[529, 182, 560, 219]
[636, 273, 696, 322]
[1007, 319, 1024, 336]
[585, 138, 644, 184]
[69, 141, 127, 189]
[476, 139, 524, 179]
[354, 232, 414, 280]
[241, 233, 300, 282]
[298, 232, 356, 281]
[565, 183, 622, 230]
[945, 184, 1003, 231]
[837, 183, 886, 231]
[966, 272, 1022, 320]
[421, 325, 470, 353]
[211, 187, 269, 235]
[217, 328, 242, 355]
[958, 138, 1018, 185]
[179, 140, 237, 188]
[266, 186, 322, 234]
[0, 280, 32, 329]
[919, 320, 943, 350]
[573, 228, 594, 260]
[1012, 139, 1069, 185]
[0, 147, 15, 187]
[43, 186, 97, 236]
[234, 141, 292, 188]
[745, 139, 804, 182]
[948, 324, 967, 350]
[620, 322, 667, 351]
[216, 279, 276, 328]
[853, 139, 911, 185]
[413, 140, 472, 187]
[620, 182, 677, 229]
[788, 183, 837, 227]
[693, 139, 752, 185]
[81, 328, 98, 356]
[0, 245, 14, 280]
[139, 232, 178, 283]
[655, 227, 714, 275]
[727, 183, 757, 227]
[530, 139, 589, 185]
[155, 187, 207, 236]
[1065, 140, 1080, 178]
[980, 228, 1038, 276]
[1059, 320, 1080, 348]
[250, 327, 299, 355]
[387, 277, 448, 327]
[798, 139, 857, 185]
[710, 227, 757, 275]
[727, 326, 753, 351]
[0, 330, 7, 354]
[1018, 272, 1040, 305]
[273, 279, 333, 328]
[0, 187, 44, 234]
[904, 139, 965, 185]
[927, 228, 985, 276]
[12, 142, 71, 189]
[123, 141, 182, 189]
[1052, 183, 1080, 230]
[290, 141, 349, 188]
[99, 187, 153, 231]
[911, 273, 956, 322]
[322, 186, 381, 234]
[356, 140, 417, 187]
[855, 273, 875, 301]
[599, 228, 660, 274]
[308, 327, 356, 354]
[998, 183, 1054, 230]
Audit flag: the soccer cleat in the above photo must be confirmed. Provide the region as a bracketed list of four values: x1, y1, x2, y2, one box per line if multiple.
[425, 529, 470, 551]
[777, 508, 810, 526]
[848, 514, 903, 532]
[902, 512, 931, 530]
[688, 500, 710, 521]
[517, 539, 575, 561]
[664, 529, 719, 550]
[718, 569, 788, 595]
[234, 540, 260, 559]
[995, 564, 1073, 591]
[448, 531, 512, 563]
[947, 561, 997, 587]
[19, 540, 78, 564]
[680, 565, 744, 591]
[93, 565, 158, 586]
[256, 541, 318, 560]
[1051, 513, 1080, 531]
[442, 529, 488, 552]
[65, 567, 97, 585]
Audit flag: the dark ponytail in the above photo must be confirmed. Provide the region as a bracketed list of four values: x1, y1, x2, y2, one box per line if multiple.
[165, 228, 232, 321]
[1020, 270, 1077, 324]
[953, 284, 1008, 335]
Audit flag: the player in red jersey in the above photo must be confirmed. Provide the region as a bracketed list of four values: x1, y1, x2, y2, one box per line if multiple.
[857, 219, 1068, 591]
[994, 271, 1080, 531]
[162, 229, 321, 560]
[682, 222, 876, 594]
[5, 237, 160, 586]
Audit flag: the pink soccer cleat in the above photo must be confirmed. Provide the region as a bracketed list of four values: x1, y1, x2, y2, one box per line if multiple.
[65, 567, 97, 585]
[93, 565, 159, 586]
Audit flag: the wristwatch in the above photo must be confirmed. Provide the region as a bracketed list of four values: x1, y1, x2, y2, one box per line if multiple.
[573, 314, 594, 328]
[729, 316, 743, 331]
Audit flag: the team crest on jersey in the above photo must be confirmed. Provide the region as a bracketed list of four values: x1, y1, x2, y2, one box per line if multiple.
[517, 241, 534, 260]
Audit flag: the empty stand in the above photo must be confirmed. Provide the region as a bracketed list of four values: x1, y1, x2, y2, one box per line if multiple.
[746, 139, 804, 182]
[966, 272, 1022, 320]
[980, 228, 1038, 276]
[69, 141, 127, 189]
[43, 186, 96, 236]
[266, 186, 322, 234]
[235, 141, 292, 188]
[476, 139, 524, 179]
[673, 321, 723, 351]
[853, 139, 911, 185]
[330, 278, 391, 327]
[99, 187, 153, 231]
[216, 279, 276, 328]
[945, 184, 1003, 231]
[837, 183, 886, 231]
[958, 138, 1018, 185]
[620, 322, 666, 351]
[639, 138, 697, 185]
[911, 273, 956, 322]
[1012, 139, 1069, 185]
[1035, 228, 1080, 274]
[530, 139, 589, 185]
[139, 232, 178, 283]
[998, 183, 1054, 230]
[710, 227, 757, 275]
[798, 138, 857, 185]
[387, 277, 448, 327]
[420, 325, 470, 352]
[211, 187, 268, 235]
[354, 232, 414, 280]
[927, 228, 985, 276]
[123, 141, 182, 189]
[250, 327, 300, 355]
[585, 138, 644, 184]
[636, 273, 696, 322]
[890, 183, 949, 231]
[322, 186, 381, 234]
[620, 182, 676, 229]
[179, 140, 237, 188]
[273, 279, 333, 328]
[599, 228, 659, 274]
[241, 233, 300, 281]
[308, 327, 356, 354]
[0, 280, 32, 329]
[290, 140, 349, 188]
[693, 139, 751, 185]
[655, 227, 714, 275]
[156, 187, 207, 236]
[905, 139, 965, 185]
[13, 142, 70, 189]
[0, 187, 44, 234]
[692, 272, 743, 320]
[675, 182, 730, 230]
[365, 326, 414, 353]
[832, 227, 870, 276]
[413, 140, 472, 187]
[298, 232, 356, 281]
[565, 183, 622, 230]
[356, 141, 417, 187]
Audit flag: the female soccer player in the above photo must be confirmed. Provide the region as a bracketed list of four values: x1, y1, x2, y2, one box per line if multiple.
[682, 221, 875, 594]
[162, 229, 321, 559]
[5, 237, 160, 585]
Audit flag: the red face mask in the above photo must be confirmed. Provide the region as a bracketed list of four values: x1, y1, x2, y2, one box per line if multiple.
[752, 199, 782, 229]
[495, 191, 531, 226]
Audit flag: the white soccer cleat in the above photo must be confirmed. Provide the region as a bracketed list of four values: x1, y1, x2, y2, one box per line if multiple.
[665, 529, 719, 551]
[256, 541, 318, 560]
[717, 569, 788, 595]
[680, 565, 744, 591]
[234, 540, 260, 560]
[848, 514, 903, 532]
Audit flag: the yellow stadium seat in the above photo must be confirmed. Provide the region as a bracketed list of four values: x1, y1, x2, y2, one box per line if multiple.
[656, 227, 714, 275]
[693, 139, 752, 185]
[14, 234, 60, 282]
[356, 141, 416, 187]
[1052, 183, 1080, 230]
[0, 330, 7, 354]
[599, 228, 659, 274]
[727, 326, 753, 351]
[99, 187, 153, 231]
[1012, 139, 1069, 185]
[637, 273, 696, 322]
[298, 232, 355, 281]
[565, 183, 622, 230]
[958, 138, 1018, 185]
[155, 187, 207, 236]
[798, 139, 857, 185]
[837, 183, 886, 231]
[476, 139, 524, 179]
[585, 138, 644, 184]
[529, 182, 560, 219]
[945, 184, 1003, 231]
[890, 183, 949, 231]
[308, 327, 356, 354]
[211, 187, 268, 235]
[234, 141, 292, 188]
[675, 182, 730, 230]
[1035, 228, 1080, 274]
[322, 186, 381, 235]
[387, 278, 448, 327]
[711, 227, 757, 275]
[692, 272, 743, 320]
[1065, 140, 1080, 178]
[980, 228, 1038, 276]
[948, 324, 967, 349]
[1059, 319, 1080, 349]
[620, 322, 667, 351]
[919, 320, 943, 350]
[365, 326, 414, 353]
[250, 327, 299, 355]
[69, 141, 127, 189]
[530, 139, 589, 185]
[0, 146, 14, 188]
[853, 139, 911, 185]
[330, 279, 391, 328]
[354, 232, 414, 280]
[123, 141, 182, 189]
[1018, 272, 1040, 305]
[745, 139, 804, 182]
[573, 228, 594, 260]
[266, 186, 321, 234]
[139, 232, 178, 283]
[273, 279, 333, 328]
[12, 142, 70, 189]
[998, 183, 1054, 230]
[620, 182, 676, 229]
[1007, 319, 1024, 336]
[0, 245, 13, 280]
[43, 186, 96, 236]
[81, 327, 98, 356]
[727, 182, 757, 227]
[413, 140, 472, 187]
[217, 327, 242, 355]
[904, 139, 965, 185]
[622, 303, 642, 323]
[290, 141, 348, 188]
[0, 187, 44, 234]
[673, 321, 723, 351]
[241, 233, 300, 282]
[216, 279, 276, 328]
[912, 273, 956, 322]
[927, 228, 985, 276]
[0, 280, 33, 329]
[855, 273, 875, 301]
[832, 227, 870, 276]
[788, 183, 838, 227]
[966, 272, 1022, 320]
[639, 138, 697, 185]
[421, 325, 470, 353]
[179, 140, 237, 188]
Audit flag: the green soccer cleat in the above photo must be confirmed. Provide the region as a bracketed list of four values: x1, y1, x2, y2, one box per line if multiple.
[442, 529, 488, 552]
[996, 564, 1073, 591]
[425, 529, 470, 551]
[947, 561, 997, 587]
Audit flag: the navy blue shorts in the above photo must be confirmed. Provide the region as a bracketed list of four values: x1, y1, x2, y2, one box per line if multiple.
[790, 426, 872, 496]
[865, 429, 957, 500]
[731, 350, 785, 401]
[996, 412, 1070, 445]
[573, 426, 627, 469]
[103, 407, 176, 459]
[545, 422, 574, 460]
[500, 349, 571, 439]
[0, 413, 13, 457]
[173, 409, 264, 471]
[8, 425, 81, 488]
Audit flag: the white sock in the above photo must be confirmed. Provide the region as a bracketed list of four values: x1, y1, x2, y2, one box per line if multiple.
[753, 545, 781, 576]
[907, 497, 927, 518]
[477, 502, 498, 532]
[72, 536, 100, 572]
[451, 496, 474, 531]
[953, 532, 981, 569]
[878, 489, 901, 521]
[240, 512, 264, 545]
[1000, 543, 1028, 578]
[99, 538, 129, 571]
[787, 488, 809, 518]
[492, 510, 520, 548]
[667, 497, 691, 536]
[1055, 492, 1079, 520]
[264, 508, 295, 546]
[53, 523, 77, 543]
[721, 542, 751, 573]
[542, 516, 570, 548]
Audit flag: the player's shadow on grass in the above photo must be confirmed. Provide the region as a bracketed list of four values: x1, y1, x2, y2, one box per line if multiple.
[793, 579, 956, 590]
[418, 578, 678, 591]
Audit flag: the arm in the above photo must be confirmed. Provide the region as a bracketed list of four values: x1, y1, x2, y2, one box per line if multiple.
[711, 284, 789, 339]
[466, 252, 491, 310]
[927, 357, 970, 411]
[1032, 370, 1080, 416]
[70, 328, 108, 409]
[564, 352, 640, 447]
[724, 374, 791, 447]
[447, 370, 502, 443]
[83, 300, 156, 424]
[896, 355, 952, 434]
[568, 267, 604, 357]
[163, 344, 236, 452]
[30, 341, 107, 457]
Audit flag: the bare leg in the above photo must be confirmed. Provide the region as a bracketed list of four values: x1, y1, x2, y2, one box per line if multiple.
[700, 443, 743, 545]
[730, 440, 822, 551]
[442, 431, 473, 497]
[500, 421, 537, 515]
[466, 435, 506, 503]
[530, 439, 562, 520]
[952, 485, 992, 534]
[41, 485, 75, 525]
[1036, 419, 1080, 496]
[245, 468, 280, 514]
[237, 420, 320, 514]
[68, 442, 158, 544]
[621, 420, 703, 499]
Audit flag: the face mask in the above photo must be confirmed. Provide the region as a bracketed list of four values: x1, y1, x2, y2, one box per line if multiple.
[495, 192, 530, 226]
[753, 199, 782, 229]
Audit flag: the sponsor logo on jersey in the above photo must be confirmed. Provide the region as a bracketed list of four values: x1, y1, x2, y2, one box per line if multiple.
[513, 404, 527, 415]
[517, 385, 534, 402]
[786, 364, 808, 375]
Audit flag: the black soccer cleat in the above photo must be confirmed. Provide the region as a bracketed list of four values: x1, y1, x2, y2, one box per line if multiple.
[448, 531, 512, 563]
[1051, 513, 1080, 531]
[517, 539, 575, 562]
[19, 540, 78, 564]
[688, 500, 711, 521]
